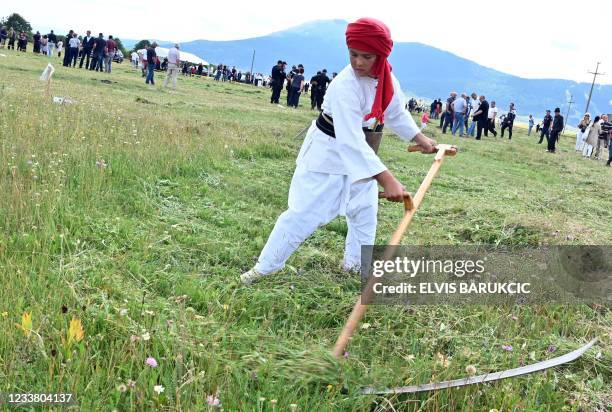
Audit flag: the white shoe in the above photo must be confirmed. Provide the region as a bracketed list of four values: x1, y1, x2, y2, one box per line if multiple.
[240, 268, 266, 285]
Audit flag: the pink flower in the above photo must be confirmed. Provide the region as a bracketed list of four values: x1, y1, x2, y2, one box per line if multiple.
[510, 315, 518, 321]
[501, 345, 513, 351]
[145, 357, 158, 368]
[207, 394, 221, 407]
[547, 345, 556, 353]
[343, 351, 349, 359]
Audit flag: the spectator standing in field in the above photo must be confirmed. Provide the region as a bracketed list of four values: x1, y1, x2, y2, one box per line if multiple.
[310, 71, 320, 109]
[90, 33, 106, 71]
[7, 28, 16, 50]
[56, 40, 63, 58]
[451, 93, 467, 136]
[548, 107, 564, 153]
[501, 102, 517, 139]
[163, 43, 181, 89]
[79, 31, 94, 69]
[467, 92, 479, 137]
[288, 67, 305, 108]
[17, 31, 27, 52]
[40, 35, 48, 55]
[539, 110, 552, 144]
[528, 114, 534, 136]
[270, 60, 286, 104]
[472, 95, 489, 140]
[581, 115, 600, 158]
[421, 111, 429, 131]
[486, 101, 498, 137]
[105, 35, 116, 73]
[145, 42, 157, 85]
[429, 99, 437, 118]
[594, 114, 610, 160]
[575, 113, 591, 151]
[0, 26, 7, 49]
[33, 31, 41, 53]
[61, 30, 73, 65]
[68, 33, 80, 67]
[604, 116, 612, 166]
[314, 69, 331, 111]
[131, 50, 139, 67]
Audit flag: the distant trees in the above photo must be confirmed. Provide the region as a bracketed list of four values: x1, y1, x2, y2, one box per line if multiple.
[0, 13, 32, 33]
[131, 40, 151, 52]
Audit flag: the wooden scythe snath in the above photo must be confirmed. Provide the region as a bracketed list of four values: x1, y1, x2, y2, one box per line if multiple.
[332, 144, 457, 359]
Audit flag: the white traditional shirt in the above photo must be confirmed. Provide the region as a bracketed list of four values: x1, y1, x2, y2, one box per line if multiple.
[297, 64, 420, 185]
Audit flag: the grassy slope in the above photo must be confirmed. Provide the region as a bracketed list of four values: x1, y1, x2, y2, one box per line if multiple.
[0, 49, 610, 411]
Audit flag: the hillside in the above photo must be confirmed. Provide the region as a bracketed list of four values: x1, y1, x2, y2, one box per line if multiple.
[0, 49, 610, 411]
[144, 19, 612, 124]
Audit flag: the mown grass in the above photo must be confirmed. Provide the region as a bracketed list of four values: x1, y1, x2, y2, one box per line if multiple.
[0, 48, 610, 411]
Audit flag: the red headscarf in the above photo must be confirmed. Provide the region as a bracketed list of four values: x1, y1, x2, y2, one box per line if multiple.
[345, 18, 394, 123]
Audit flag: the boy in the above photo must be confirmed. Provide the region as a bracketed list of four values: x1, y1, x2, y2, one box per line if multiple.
[241, 18, 437, 285]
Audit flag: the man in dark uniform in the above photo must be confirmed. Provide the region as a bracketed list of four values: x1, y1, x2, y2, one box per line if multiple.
[314, 69, 330, 111]
[471, 95, 489, 140]
[310, 71, 320, 110]
[270, 60, 286, 104]
[539, 110, 552, 144]
[79, 30, 94, 69]
[548, 107, 564, 153]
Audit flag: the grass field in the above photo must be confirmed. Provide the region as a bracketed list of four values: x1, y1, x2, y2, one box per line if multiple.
[0, 49, 610, 411]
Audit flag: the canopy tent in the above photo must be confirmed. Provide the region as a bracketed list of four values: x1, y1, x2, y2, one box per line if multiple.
[138, 47, 209, 66]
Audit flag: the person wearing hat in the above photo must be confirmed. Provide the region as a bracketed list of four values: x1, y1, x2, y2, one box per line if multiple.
[538, 109, 553, 144]
[163, 43, 181, 89]
[241, 18, 438, 285]
[547, 107, 564, 153]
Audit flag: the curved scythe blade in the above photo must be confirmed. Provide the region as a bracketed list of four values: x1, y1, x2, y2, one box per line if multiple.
[361, 338, 598, 395]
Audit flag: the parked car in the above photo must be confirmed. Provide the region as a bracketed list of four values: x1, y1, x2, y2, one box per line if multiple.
[113, 50, 124, 63]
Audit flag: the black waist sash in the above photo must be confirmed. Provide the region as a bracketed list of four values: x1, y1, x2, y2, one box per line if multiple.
[316, 112, 384, 138]
[315, 112, 385, 153]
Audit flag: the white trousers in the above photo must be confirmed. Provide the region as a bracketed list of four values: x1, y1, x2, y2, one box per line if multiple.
[575, 131, 584, 151]
[582, 143, 593, 157]
[254, 162, 378, 275]
[163, 64, 180, 88]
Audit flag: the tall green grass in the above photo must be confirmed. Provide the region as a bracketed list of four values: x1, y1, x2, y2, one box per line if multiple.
[0, 49, 610, 411]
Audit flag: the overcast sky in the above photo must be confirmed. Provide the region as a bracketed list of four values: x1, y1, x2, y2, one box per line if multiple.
[6, 0, 611, 84]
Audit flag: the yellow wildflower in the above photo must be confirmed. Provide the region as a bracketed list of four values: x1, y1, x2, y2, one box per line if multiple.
[16, 312, 32, 337]
[67, 317, 84, 345]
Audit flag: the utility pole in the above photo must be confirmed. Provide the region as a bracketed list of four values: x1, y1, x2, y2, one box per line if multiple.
[563, 93, 574, 134]
[249, 49, 255, 85]
[584, 62, 606, 113]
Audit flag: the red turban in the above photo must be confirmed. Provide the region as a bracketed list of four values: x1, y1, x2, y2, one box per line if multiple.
[345, 18, 394, 123]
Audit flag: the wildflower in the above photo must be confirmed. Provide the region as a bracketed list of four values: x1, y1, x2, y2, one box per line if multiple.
[127, 380, 136, 388]
[1, 311, 7, 317]
[326, 384, 333, 392]
[67, 318, 85, 345]
[501, 345, 513, 351]
[360, 323, 371, 330]
[270, 399, 277, 405]
[119, 308, 128, 316]
[17, 312, 32, 337]
[141, 332, 150, 341]
[117, 384, 127, 393]
[143, 310, 154, 316]
[146, 357, 158, 368]
[130, 335, 140, 343]
[547, 345, 556, 353]
[435, 352, 450, 368]
[153, 385, 164, 394]
[207, 393, 221, 407]
[343, 351, 349, 359]
[510, 315, 518, 321]
[258, 397, 266, 402]
[465, 365, 477, 376]
[290, 404, 298, 411]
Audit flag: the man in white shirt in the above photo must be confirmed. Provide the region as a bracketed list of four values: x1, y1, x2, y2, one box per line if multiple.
[68, 34, 80, 67]
[486, 100, 498, 137]
[163, 44, 181, 89]
[467, 92, 479, 137]
[131, 51, 139, 68]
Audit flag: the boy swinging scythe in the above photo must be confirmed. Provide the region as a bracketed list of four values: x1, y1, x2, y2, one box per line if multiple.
[242, 18, 437, 284]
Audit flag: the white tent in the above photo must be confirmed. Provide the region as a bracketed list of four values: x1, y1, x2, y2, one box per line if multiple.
[138, 47, 208, 66]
